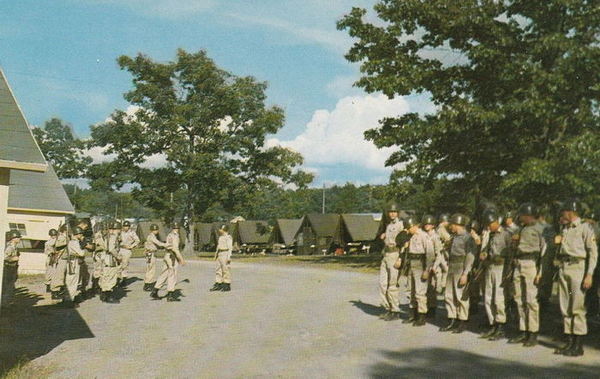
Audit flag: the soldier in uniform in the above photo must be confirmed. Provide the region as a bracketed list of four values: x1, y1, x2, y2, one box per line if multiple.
[150, 223, 186, 302]
[439, 213, 476, 334]
[50, 225, 69, 300]
[402, 216, 435, 326]
[378, 203, 405, 321]
[143, 224, 167, 291]
[119, 220, 140, 285]
[63, 227, 87, 307]
[537, 207, 557, 307]
[44, 229, 58, 293]
[504, 211, 520, 235]
[2, 230, 22, 307]
[99, 222, 122, 304]
[210, 225, 234, 292]
[90, 224, 107, 295]
[553, 199, 598, 356]
[423, 215, 443, 315]
[479, 211, 512, 340]
[508, 203, 546, 347]
[468, 219, 483, 316]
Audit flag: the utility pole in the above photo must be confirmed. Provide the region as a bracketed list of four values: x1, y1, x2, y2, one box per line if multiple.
[322, 183, 326, 214]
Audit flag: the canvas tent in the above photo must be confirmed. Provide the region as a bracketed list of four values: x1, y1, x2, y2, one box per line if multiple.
[270, 218, 302, 254]
[0, 68, 48, 307]
[194, 222, 221, 251]
[335, 214, 380, 254]
[234, 220, 271, 254]
[296, 214, 340, 255]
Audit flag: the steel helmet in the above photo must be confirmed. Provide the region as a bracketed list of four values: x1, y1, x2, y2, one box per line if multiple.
[422, 214, 436, 226]
[450, 213, 468, 226]
[49, 229, 58, 237]
[150, 224, 160, 231]
[518, 202, 538, 217]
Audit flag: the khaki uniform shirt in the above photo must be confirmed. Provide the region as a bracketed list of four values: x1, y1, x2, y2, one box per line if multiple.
[145, 233, 166, 251]
[68, 239, 86, 258]
[217, 234, 233, 260]
[488, 227, 512, 257]
[45, 237, 57, 256]
[121, 230, 140, 250]
[4, 243, 19, 264]
[517, 222, 546, 256]
[560, 218, 598, 276]
[166, 231, 180, 254]
[449, 230, 476, 274]
[384, 218, 404, 250]
[409, 228, 435, 267]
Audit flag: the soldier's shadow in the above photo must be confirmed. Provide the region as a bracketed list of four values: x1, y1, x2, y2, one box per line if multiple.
[349, 300, 383, 316]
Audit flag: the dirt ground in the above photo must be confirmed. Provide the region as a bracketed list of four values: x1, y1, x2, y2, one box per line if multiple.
[1, 259, 600, 378]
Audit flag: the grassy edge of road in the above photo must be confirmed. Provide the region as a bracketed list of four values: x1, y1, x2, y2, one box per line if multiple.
[132, 248, 381, 274]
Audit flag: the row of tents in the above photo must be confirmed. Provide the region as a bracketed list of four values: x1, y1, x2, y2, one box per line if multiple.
[136, 213, 398, 255]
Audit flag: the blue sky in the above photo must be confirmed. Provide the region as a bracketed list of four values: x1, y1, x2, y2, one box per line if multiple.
[1, 0, 433, 186]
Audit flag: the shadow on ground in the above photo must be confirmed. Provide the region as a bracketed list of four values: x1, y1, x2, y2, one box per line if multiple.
[0, 286, 94, 375]
[368, 347, 600, 378]
[297, 255, 381, 270]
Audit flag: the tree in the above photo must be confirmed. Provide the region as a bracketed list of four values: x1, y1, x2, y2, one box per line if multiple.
[338, 1, 600, 211]
[89, 49, 313, 252]
[32, 118, 92, 179]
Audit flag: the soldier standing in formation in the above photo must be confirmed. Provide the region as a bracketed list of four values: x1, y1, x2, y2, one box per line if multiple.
[151, 223, 186, 302]
[479, 210, 512, 340]
[2, 230, 21, 307]
[119, 220, 140, 285]
[44, 229, 58, 293]
[90, 224, 106, 295]
[554, 199, 598, 356]
[439, 213, 476, 334]
[504, 211, 519, 235]
[423, 215, 443, 314]
[99, 222, 122, 304]
[63, 227, 87, 307]
[210, 224, 233, 292]
[402, 216, 435, 326]
[508, 203, 546, 347]
[436, 214, 451, 293]
[143, 224, 167, 291]
[378, 203, 405, 321]
[50, 225, 69, 300]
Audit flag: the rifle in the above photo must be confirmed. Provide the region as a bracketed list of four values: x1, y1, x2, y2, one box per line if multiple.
[66, 221, 73, 275]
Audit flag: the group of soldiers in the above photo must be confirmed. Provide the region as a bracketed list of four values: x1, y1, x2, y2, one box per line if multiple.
[2, 219, 235, 309]
[378, 199, 598, 357]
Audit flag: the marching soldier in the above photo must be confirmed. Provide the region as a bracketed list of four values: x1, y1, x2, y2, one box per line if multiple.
[210, 225, 234, 292]
[2, 230, 22, 307]
[64, 227, 87, 307]
[44, 229, 58, 293]
[436, 214, 451, 293]
[50, 225, 69, 300]
[90, 224, 107, 295]
[479, 211, 512, 340]
[119, 221, 140, 285]
[553, 199, 598, 357]
[99, 222, 122, 304]
[403, 216, 435, 326]
[439, 213, 476, 334]
[378, 203, 405, 321]
[508, 203, 546, 347]
[150, 223, 186, 302]
[504, 211, 519, 235]
[143, 224, 167, 291]
[423, 215, 443, 314]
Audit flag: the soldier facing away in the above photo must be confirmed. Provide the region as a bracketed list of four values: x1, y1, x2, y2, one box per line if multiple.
[210, 224, 233, 292]
[119, 220, 140, 285]
[44, 229, 58, 293]
[50, 225, 69, 300]
[553, 199, 598, 357]
[143, 224, 167, 291]
[378, 203, 405, 321]
[150, 222, 186, 302]
[99, 222, 122, 304]
[2, 230, 22, 307]
[63, 227, 87, 308]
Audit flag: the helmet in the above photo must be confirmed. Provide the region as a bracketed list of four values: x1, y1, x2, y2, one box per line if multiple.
[72, 227, 84, 235]
[150, 224, 159, 231]
[518, 202, 538, 217]
[422, 214, 436, 225]
[561, 198, 582, 213]
[172, 222, 180, 229]
[403, 216, 420, 229]
[110, 222, 122, 230]
[123, 221, 131, 227]
[7, 230, 21, 240]
[219, 224, 229, 232]
[438, 213, 450, 223]
[450, 213, 468, 226]
[482, 210, 500, 226]
[504, 211, 515, 219]
[49, 229, 58, 237]
[386, 202, 400, 213]
[77, 218, 87, 225]
[395, 230, 411, 247]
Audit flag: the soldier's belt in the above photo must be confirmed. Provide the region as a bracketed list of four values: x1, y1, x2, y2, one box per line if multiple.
[407, 253, 425, 260]
[217, 249, 229, 252]
[384, 246, 399, 253]
[557, 255, 585, 264]
[516, 252, 539, 260]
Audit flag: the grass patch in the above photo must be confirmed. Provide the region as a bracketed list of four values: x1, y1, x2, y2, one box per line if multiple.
[1, 358, 54, 379]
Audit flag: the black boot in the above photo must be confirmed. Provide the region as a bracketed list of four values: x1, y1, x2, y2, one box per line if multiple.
[489, 323, 506, 341]
[99, 291, 106, 302]
[378, 309, 391, 319]
[51, 291, 62, 300]
[426, 307, 436, 318]
[46, 284, 51, 293]
[554, 335, 574, 355]
[413, 313, 426, 327]
[104, 291, 120, 304]
[73, 294, 84, 304]
[166, 291, 181, 302]
[150, 288, 161, 300]
[383, 311, 401, 321]
[221, 283, 231, 292]
[439, 318, 456, 332]
[452, 320, 467, 334]
[563, 335, 584, 357]
[523, 332, 538, 347]
[92, 278, 101, 294]
[403, 308, 417, 324]
[480, 324, 497, 339]
[209, 283, 223, 292]
[508, 331, 529, 344]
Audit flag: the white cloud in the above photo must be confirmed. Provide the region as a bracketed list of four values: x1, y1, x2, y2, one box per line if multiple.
[325, 74, 362, 98]
[268, 93, 409, 172]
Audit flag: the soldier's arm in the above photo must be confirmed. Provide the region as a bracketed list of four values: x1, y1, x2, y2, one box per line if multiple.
[537, 228, 547, 277]
[149, 234, 167, 248]
[132, 233, 141, 248]
[463, 238, 476, 275]
[70, 242, 86, 257]
[424, 235, 435, 269]
[584, 225, 598, 276]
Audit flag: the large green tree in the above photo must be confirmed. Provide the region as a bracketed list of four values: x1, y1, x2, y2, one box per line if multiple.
[338, 1, 600, 210]
[32, 118, 92, 179]
[89, 49, 313, 251]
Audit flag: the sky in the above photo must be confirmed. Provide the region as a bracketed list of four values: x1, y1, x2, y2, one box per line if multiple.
[0, 0, 434, 186]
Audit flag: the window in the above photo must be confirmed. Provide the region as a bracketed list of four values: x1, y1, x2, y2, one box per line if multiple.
[8, 223, 27, 237]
